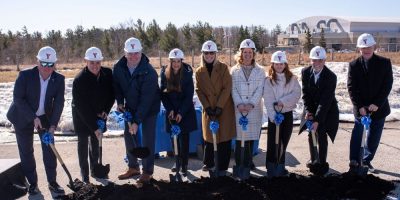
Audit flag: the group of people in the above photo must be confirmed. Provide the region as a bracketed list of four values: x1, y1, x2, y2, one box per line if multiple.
[7, 33, 393, 195]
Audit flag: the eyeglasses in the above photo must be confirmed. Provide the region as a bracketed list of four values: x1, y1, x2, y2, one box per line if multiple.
[40, 62, 55, 68]
[204, 52, 216, 55]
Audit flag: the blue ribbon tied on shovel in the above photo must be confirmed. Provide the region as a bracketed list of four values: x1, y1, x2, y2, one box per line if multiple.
[123, 111, 133, 123]
[42, 131, 54, 145]
[171, 124, 181, 137]
[361, 115, 371, 129]
[275, 113, 284, 125]
[239, 114, 248, 131]
[97, 119, 106, 133]
[306, 120, 313, 132]
[210, 120, 219, 135]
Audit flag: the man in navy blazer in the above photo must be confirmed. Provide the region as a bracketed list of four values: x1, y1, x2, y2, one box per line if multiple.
[7, 46, 65, 195]
[348, 33, 393, 173]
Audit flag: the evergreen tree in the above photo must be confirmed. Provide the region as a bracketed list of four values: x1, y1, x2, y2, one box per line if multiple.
[304, 28, 314, 53]
[160, 23, 180, 53]
[319, 27, 326, 49]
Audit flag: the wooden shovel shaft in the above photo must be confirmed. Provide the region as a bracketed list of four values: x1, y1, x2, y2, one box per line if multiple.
[49, 143, 74, 185]
[99, 134, 103, 164]
[173, 135, 179, 156]
[310, 129, 320, 162]
[275, 124, 280, 163]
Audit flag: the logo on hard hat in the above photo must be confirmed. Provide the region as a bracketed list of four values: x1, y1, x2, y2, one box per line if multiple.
[278, 55, 281, 61]
[316, 51, 320, 56]
[130, 44, 135, 49]
[246, 41, 250, 46]
[46, 53, 51, 59]
[93, 53, 97, 58]
[363, 39, 368, 45]
[207, 45, 211, 50]
[174, 51, 178, 56]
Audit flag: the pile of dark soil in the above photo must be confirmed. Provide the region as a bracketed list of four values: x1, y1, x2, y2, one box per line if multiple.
[60, 172, 395, 200]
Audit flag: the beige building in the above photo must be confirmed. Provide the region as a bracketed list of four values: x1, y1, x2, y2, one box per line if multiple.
[278, 16, 400, 51]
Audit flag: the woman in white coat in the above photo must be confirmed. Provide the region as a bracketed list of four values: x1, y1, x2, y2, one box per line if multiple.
[263, 51, 301, 176]
[231, 39, 265, 170]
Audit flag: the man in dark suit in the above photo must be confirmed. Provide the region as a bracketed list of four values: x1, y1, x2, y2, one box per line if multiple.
[299, 46, 339, 175]
[347, 33, 393, 173]
[7, 46, 65, 195]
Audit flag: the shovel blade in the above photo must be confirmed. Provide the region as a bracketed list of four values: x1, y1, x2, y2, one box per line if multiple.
[267, 162, 286, 178]
[93, 164, 110, 179]
[169, 173, 183, 182]
[209, 168, 219, 178]
[232, 165, 250, 180]
[129, 147, 150, 159]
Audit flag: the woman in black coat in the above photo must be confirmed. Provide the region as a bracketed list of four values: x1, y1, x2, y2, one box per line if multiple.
[72, 47, 114, 183]
[160, 48, 197, 174]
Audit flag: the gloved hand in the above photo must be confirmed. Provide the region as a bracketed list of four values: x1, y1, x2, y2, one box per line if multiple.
[205, 107, 215, 117]
[214, 107, 222, 117]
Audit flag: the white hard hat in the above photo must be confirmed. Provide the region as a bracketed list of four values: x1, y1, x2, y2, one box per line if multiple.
[168, 48, 184, 59]
[271, 51, 287, 63]
[201, 40, 218, 52]
[309, 46, 327, 59]
[36, 46, 57, 62]
[357, 33, 376, 48]
[84, 47, 104, 61]
[124, 37, 143, 53]
[240, 39, 256, 50]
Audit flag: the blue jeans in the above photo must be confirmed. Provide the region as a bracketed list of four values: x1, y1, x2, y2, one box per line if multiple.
[123, 114, 157, 175]
[349, 117, 385, 164]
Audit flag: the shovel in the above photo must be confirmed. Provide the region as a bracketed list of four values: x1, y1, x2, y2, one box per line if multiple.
[233, 112, 250, 180]
[306, 120, 324, 175]
[40, 130, 83, 191]
[92, 119, 110, 178]
[92, 134, 110, 178]
[123, 111, 150, 159]
[208, 118, 220, 178]
[169, 122, 184, 182]
[267, 103, 286, 178]
[355, 114, 371, 176]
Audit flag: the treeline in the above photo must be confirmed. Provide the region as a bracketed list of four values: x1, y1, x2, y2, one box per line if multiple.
[0, 19, 282, 65]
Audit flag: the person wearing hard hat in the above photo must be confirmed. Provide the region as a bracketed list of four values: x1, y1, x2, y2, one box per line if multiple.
[72, 47, 114, 183]
[347, 33, 393, 173]
[113, 37, 160, 184]
[160, 48, 197, 175]
[7, 46, 65, 195]
[195, 40, 236, 175]
[263, 51, 301, 177]
[298, 46, 339, 176]
[230, 39, 265, 178]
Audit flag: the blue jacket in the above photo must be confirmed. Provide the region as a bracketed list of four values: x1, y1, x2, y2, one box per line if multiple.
[160, 63, 197, 133]
[7, 66, 65, 129]
[113, 54, 160, 124]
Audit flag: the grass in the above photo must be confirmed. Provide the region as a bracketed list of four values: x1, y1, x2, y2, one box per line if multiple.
[1, 52, 399, 83]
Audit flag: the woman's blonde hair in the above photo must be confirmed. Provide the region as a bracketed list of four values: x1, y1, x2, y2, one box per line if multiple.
[234, 49, 256, 65]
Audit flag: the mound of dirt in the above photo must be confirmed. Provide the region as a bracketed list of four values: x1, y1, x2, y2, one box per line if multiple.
[60, 173, 395, 200]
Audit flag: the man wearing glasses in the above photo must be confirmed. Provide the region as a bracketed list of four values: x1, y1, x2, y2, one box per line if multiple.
[7, 46, 65, 195]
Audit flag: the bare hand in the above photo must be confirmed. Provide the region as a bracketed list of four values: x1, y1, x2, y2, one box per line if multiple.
[168, 111, 175, 120]
[305, 112, 314, 120]
[176, 114, 182, 123]
[48, 126, 56, 134]
[359, 107, 367, 116]
[368, 104, 378, 112]
[237, 104, 246, 112]
[130, 123, 138, 135]
[97, 112, 108, 119]
[34, 117, 42, 130]
[245, 104, 254, 112]
[94, 129, 102, 140]
[312, 122, 319, 132]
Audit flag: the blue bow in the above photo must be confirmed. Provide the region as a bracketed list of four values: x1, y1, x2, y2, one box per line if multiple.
[97, 119, 106, 133]
[361, 115, 371, 129]
[239, 115, 248, 131]
[123, 111, 133, 122]
[275, 113, 284, 125]
[306, 120, 313, 132]
[41, 132, 54, 145]
[171, 124, 181, 137]
[209, 120, 219, 135]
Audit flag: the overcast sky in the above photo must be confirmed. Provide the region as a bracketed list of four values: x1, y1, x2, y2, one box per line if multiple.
[1, 0, 399, 34]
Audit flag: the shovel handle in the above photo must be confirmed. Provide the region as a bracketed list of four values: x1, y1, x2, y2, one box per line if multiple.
[275, 125, 280, 145]
[311, 130, 318, 148]
[212, 134, 218, 152]
[173, 135, 179, 156]
[49, 143, 74, 184]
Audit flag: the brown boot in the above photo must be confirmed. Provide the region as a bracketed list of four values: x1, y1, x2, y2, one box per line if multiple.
[118, 168, 140, 180]
[137, 173, 152, 184]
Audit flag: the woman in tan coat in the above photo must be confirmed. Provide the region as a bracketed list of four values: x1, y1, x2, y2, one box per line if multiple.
[195, 40, 236, 175]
